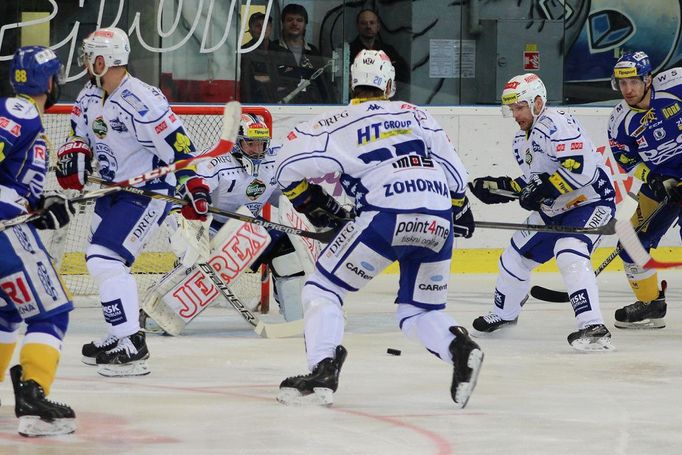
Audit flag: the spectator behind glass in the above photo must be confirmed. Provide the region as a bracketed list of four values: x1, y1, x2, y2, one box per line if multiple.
[240, 12, 278, 103]
[350, 9, 409, 89]
[271, 3, 335, 104]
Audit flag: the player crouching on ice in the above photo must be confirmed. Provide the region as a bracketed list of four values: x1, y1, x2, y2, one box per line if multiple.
[274, 50, 483, 408]
[468, 73, 616, 351]
[140, 111, 311, 335]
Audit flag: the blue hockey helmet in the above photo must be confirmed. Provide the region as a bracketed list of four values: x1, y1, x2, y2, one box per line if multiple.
[10, 46, 64, 97]
[611, 51, 652, 90]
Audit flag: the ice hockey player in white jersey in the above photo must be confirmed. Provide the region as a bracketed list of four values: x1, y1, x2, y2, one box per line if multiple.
[274, 50, 483, 408]
[469, 73, 616, 351]
[0, 46, 76, 436]
[142, 111, 306, 331]
[55, 27, 211, 376]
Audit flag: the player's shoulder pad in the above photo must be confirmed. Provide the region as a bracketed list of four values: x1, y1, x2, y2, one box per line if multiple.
[534, 109, 560, 136]
[3, 96, 39, 122]
[608, 101, 629, 132]
[652, 67, 682, 91]
[395, 101, 430, 124]
[119, 76, 169, 119]
[306, 107, 351, 133]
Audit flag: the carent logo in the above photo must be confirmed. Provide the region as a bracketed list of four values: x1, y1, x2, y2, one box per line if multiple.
[504, 81, 520, 89]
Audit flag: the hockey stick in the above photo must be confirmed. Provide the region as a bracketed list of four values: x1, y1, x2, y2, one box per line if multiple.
[88, 176, 338, 243]
[616, 216, 682, 270]
[1, 102, 241, 232]
[530, 199, 670, 302]
[197, 263, 304, 338]
[474, 218, 617, 235]
[0, 186, 122, 232]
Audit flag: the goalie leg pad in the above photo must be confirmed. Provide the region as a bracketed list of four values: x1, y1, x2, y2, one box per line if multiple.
[271, 247, 306, 321]
[140, 263, 198, 336]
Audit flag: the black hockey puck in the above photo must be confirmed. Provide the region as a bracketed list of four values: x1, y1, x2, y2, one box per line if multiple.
[386, 348, 402, 356]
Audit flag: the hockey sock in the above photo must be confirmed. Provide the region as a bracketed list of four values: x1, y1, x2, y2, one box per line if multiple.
[396, 304, 457, 362]
[555, 238, 604, 328]
[301, 297, 344, 371]
[624, 264, 660, 302]
[492, 246, 536, 320]
[20, 339, 61, 395]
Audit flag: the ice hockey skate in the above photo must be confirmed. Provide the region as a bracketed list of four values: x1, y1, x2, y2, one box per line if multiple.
[81, 334, 119, 365]
[96, 331, 150, 377]
[448, 326, 484, 408]
[567, 324, 614, 352]
[277, 345, 347, 406]
[10, 365, 76, 437]
[471, 312, 518, 336]
[614, 281, 667, 329]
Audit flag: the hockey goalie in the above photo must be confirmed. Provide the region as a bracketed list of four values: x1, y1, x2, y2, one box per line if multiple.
[141, 110, 320, 335]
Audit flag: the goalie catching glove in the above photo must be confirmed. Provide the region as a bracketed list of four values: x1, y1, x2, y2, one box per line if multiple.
[451, 193, 475, 238]
[32, 192, 76, 230]
[178, 176, 212, 221]
[284, 180, 351, 229]
[56, 138, 93, 191]
[468, 176, 520, 204]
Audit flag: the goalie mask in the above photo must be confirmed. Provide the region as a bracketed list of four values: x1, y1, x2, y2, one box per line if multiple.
[78, 27, 130, 87]
[500, 73, 547, 119]
[233, 114, 271, 176]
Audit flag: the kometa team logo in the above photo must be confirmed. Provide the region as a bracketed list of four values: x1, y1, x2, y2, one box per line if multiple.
[92, 116, 108, 138]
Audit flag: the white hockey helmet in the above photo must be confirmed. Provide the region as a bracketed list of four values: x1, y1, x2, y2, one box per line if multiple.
[234, 114, 270, 176]
[351, 49, 396, 98]
[500, 73, 547, 118]
[79, 27, 130, 73]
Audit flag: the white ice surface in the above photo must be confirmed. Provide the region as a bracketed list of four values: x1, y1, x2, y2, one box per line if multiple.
[1, 271, 681, 454]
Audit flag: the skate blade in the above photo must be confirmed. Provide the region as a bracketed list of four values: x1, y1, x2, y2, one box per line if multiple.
[276, 387, 334, 406]
[614, 319, 665, 330]
[81, 356, 97, 366]
[454, 349, 484, 409]
[569, 337, 615, 352]
[97, 360, 151, 377]
[470, 325, 514, 338]
[18, 416, 76, 437]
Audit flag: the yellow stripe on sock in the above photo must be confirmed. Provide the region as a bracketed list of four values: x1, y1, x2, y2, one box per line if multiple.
[20, 343, 60, 395]
[628, 273, 660, 302]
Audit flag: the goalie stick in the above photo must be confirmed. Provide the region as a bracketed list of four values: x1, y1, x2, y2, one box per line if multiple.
[530, 199, 670, 302]
[197, 263, 303, 338]
[475, 218, 617, 235]
[88, 176, 339, 242]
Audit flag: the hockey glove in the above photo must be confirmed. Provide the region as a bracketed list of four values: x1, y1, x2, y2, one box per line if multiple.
[292, 183, 351, 229]
[56, 138, 92, 191]
[452, 194, 475, 238]
[647, 173, 682, 203]
[178, 177, 212, 221]
[32, 192, 76, 230]
[468, 176, 518, 204]
[519, 173, 554, 211]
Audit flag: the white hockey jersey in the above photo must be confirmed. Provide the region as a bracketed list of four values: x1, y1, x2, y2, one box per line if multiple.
[275, 100, 468, 214]
[195, 144, 281, 224]
[513, 108, 615, 217]
[69, 75, 197, 189]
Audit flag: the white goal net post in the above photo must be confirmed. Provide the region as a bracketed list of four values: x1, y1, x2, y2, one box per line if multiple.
[41, 104, 272, 312]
